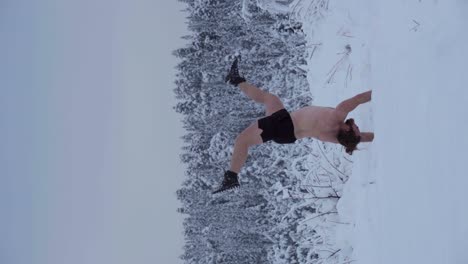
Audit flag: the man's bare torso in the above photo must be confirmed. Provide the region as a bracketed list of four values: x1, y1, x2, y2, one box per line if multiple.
[290, 106, 344, 143]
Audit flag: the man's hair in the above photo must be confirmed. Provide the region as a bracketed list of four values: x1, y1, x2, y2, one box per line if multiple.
[336, 119, 361, 155]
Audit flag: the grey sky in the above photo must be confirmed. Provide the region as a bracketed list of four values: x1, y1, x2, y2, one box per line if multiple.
[1, 1, 189, 263]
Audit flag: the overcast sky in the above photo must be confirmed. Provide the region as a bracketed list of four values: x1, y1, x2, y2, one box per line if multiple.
[1, 1, 189, 263]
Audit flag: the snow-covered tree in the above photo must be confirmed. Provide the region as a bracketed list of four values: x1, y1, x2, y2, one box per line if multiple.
[173, 0, 351, 263]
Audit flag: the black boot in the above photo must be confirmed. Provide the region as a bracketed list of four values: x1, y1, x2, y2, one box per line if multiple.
[224, 56, 246, 86]
[212, 170, 240, 194]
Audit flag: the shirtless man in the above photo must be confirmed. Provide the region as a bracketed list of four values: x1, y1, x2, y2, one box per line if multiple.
[213, 57, 374, 194]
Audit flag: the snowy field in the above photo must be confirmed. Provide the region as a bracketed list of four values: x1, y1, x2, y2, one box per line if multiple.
[286, 0, 468, 263]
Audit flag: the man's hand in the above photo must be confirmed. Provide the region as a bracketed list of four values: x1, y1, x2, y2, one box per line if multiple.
[336, 90, 372, 116]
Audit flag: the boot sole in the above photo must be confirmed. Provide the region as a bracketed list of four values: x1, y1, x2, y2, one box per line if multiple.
[211, 184, 240, 195]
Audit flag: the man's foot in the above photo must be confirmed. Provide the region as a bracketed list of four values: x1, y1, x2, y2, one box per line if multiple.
[212, 170, 240, 194]
[224, 56, 246, 86]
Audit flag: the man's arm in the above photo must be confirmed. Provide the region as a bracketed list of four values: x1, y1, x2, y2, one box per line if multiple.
[360, 132, 374, 142]
[336, 90, 372, 116]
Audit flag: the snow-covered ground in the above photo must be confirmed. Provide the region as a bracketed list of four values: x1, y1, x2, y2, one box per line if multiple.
[291, 0, 468, 263]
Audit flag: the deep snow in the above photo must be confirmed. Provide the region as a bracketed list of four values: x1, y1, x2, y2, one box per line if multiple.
[293, 0, 468, 263]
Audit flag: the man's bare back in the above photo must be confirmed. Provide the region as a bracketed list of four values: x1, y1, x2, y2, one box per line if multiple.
[290, 106, 343, 143]
[291, 90, 374, 144]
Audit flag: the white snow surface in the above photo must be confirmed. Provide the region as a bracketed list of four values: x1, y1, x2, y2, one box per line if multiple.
[293, 0, 468, 263]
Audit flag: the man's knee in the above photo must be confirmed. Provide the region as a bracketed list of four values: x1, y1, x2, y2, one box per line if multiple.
[264, 94, 284, 115]
[264, 93, 281, 104]
[234, 133, 249, 146]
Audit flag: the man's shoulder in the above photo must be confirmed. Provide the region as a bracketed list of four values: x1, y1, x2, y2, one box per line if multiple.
[331, 108, 347, 121]
[295, 105, 334, 112]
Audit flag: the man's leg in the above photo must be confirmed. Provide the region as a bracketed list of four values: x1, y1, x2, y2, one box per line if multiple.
[213, 58, 285, 193]
[238, 82, 285, 116]
[212, 121, 263, 194]
[226, 57, 284, 115]
[229, 121, 263, 173]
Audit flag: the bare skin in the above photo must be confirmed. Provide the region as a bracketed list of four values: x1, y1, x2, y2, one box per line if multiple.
[291, 93, 374, 143]
[229, 82, 374, 174]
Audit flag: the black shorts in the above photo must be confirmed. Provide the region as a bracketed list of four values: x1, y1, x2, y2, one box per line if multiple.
[257, 109, 297, 144]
